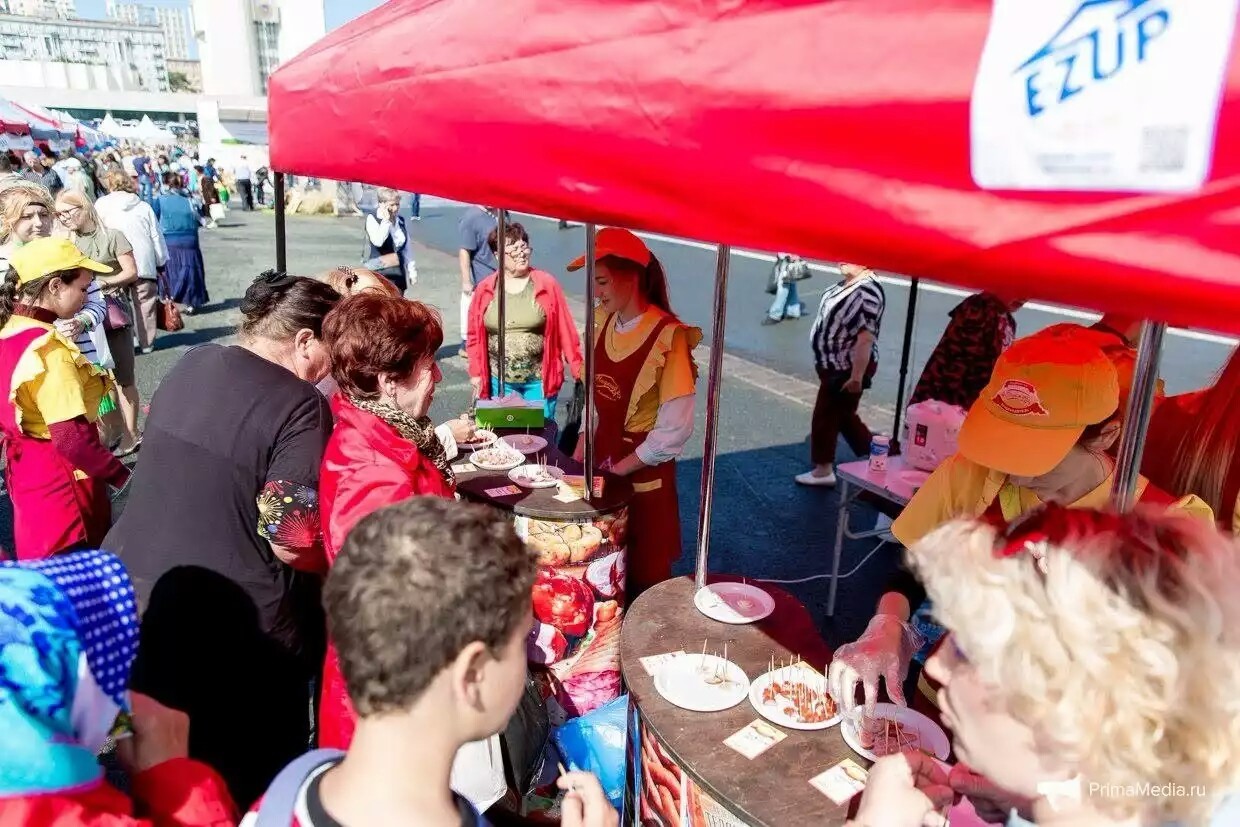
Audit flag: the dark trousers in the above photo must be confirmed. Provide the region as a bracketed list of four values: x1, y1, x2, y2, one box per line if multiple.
[255, 181, 266, 206]
[811, 367, 873, 466]
[237, 179, 254, 210]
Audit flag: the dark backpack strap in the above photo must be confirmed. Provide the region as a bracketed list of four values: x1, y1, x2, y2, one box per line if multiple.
[254, 749, 346, 827]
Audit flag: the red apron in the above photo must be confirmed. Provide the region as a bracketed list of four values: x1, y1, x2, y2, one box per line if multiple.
[593, 313, 681, 598]
[0, 325, 110, 559]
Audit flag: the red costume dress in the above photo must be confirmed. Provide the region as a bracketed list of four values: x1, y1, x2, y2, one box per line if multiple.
[0, 307, 114, 558]
[316, 394, 456, 749]
[592, 309, 700, 597]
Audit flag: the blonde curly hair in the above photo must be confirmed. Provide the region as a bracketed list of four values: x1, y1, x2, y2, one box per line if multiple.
[909, 508, 1240, 824]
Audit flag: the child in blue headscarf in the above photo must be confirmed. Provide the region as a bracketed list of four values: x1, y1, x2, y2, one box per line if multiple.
[0, 549, 236, 826]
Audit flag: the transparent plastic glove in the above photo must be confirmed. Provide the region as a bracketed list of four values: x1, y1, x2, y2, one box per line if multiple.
[949, 764, 1035, 824]
[854, 752, 954, 827]
[829, 613, 925, 717]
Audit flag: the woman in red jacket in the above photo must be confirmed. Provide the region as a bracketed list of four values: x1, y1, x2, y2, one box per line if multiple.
[467, 222, 583, 417]
[0, 550, 235, 827]
[317, 293, 458, 748]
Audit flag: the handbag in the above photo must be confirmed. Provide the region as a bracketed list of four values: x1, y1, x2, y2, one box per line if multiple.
[557, 379, 586, 455]
[788, 256, 812, 281]
[155, 272, 184, 333]
[376, 252, 400, 269]
[103, 294, 131, 331]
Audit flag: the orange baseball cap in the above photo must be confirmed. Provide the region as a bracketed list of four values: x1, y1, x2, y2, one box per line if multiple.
[957, 326, 1120, 477]
[567, 227, 651, 272]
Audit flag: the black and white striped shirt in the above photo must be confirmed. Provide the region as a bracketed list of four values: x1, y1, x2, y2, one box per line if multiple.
[810, 273, 885, 372]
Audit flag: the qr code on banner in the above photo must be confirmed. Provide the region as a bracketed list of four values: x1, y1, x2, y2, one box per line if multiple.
[1140, 127, 1190, 173]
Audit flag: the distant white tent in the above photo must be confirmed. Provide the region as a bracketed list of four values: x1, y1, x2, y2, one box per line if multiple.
[135, 114, 176, 145]
[99, 113, 136, 139]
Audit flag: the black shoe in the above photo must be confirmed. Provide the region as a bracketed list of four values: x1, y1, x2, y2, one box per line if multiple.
[761, 316, 781, 326]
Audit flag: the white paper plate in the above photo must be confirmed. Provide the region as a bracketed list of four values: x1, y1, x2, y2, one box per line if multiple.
[471, 449, 525, 472]
[841, 702, 950, 761]
[501, 434, 548, 455]
[694, 583, 775, 624]
[458, 429, 498, 450]
[654, 655, 750, 713]
[749, 664, 841, 731]
[509, 464, 566, 489]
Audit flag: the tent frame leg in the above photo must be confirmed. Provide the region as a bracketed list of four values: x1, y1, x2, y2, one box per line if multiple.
[1110, 321, 1166, 511]
[694, 244, 731, 590]
[274, 172, 287, 272]
[890, 277, 919, 442]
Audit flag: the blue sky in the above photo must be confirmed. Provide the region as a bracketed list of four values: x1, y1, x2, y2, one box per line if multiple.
[75, 0, 386, 32]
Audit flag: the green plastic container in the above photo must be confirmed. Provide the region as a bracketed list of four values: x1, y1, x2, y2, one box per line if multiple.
[475, 399, 545, 431]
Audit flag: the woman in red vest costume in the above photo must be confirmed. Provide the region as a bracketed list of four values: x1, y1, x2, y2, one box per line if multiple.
[569, 228, 701, 598]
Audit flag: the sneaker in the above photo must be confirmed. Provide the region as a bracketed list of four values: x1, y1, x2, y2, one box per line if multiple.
[762, 316, 781, 326]
[139, 346, 154, 355]
[795, 470, 837, 487]
[458, 347, 468, 359]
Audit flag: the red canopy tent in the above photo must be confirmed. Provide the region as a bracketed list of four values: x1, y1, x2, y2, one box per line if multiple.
[269, 0, 1240, 336]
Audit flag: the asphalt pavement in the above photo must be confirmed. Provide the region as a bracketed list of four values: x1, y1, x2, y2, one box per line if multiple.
[405, 198, 1236, 411]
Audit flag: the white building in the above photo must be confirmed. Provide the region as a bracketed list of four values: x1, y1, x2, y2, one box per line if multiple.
[0, 0, 74, 18]
[0, 13, 169, 92]
[107, 1, 194, 61]
[192, 0, 324, 97]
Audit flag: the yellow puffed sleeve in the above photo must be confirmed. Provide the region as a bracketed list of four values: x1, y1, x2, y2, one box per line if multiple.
[891, 454, 1002, 548]
[31, 345, 91, 427]
[1168, 493, 1215, 525]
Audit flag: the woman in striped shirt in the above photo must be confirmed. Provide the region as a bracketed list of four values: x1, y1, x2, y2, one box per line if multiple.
[797, 263, 885, 487]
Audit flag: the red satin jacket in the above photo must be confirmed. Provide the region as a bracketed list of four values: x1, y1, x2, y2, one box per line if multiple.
[0, 759, 236, 827]
[317, 395, 456, 748]
[466, 268, 583, 400]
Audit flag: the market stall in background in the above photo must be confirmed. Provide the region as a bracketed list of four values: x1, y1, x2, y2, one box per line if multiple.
[269, 1, 1240, 824]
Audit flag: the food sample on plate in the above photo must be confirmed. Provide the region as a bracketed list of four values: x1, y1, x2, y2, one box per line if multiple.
[761, 665, 838, 724]
[514, 464, 560, 485]
[460, 428, 496, 446]
[472, 446, 523, 467]
[858, 715, 923, 756]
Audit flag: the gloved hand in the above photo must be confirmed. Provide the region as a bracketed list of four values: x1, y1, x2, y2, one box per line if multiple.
[950, 764, 1035, 825]
[829, 613, 925, 717]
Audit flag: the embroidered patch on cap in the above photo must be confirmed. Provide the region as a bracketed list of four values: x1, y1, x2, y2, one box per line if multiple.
[992, 379, 1049, 416]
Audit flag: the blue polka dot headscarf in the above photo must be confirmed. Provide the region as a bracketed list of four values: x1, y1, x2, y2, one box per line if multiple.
[0, 550, 140, 795]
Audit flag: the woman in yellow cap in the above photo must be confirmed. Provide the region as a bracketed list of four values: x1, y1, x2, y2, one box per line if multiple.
[828, 326, 1211, 721]
[569, 227, 701, 598]
[0, 236, 129, 559]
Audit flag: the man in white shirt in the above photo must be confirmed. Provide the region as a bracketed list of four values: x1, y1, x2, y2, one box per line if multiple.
[233, 155, 254, 211]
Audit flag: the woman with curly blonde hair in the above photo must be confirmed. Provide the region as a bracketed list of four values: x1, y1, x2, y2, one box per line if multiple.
[851, 507, 1240, 827]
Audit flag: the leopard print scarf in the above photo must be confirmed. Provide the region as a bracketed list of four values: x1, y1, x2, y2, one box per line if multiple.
[346, 394, 455, 487]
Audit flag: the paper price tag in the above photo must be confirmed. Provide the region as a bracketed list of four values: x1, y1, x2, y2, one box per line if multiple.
[809, 759, 869, 805]
[451, 462, 477, 473]
[484, 485, 522, 498]
[723, 720, 787, 760]
[638, 650, 686, 676]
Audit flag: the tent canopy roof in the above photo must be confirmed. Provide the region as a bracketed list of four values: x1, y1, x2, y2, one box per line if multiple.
[269, 0, 1240, 335]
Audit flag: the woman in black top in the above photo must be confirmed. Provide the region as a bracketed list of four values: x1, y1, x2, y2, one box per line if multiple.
[104, 271, 342, 807]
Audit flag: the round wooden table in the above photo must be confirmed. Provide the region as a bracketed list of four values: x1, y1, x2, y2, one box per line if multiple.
[620, 576, 859, 826]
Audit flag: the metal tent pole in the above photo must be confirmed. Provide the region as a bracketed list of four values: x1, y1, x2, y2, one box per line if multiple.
[495, 209, 507, 398]
[274, 172, 286, 272]
[890, 277, 919, 443]
[583, 225, 598, 501]
[1110, 321, 1166, 511]
[694, 244, 731, 590]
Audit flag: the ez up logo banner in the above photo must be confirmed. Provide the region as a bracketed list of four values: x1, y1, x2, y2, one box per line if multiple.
[971, 0, 1239, 192]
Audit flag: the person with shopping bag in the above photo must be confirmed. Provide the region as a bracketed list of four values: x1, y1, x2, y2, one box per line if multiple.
[95, 171, 167, 354]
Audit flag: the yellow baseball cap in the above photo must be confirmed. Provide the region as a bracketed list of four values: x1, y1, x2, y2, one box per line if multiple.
[957, 326, 1120, 477]
[10, 237, 110, 286]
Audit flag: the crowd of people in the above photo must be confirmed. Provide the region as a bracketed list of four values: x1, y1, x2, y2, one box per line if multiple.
[2, 181, 1239, 827]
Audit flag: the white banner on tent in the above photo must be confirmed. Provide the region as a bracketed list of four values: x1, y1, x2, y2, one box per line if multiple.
[971, 0, 1240, 192]
[0, 133, 34, 151]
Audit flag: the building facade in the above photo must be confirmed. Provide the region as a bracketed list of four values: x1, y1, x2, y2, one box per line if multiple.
[192, 0, 324, 96]
[0, 13, 169, 92]
[106, 1, 194, 61]
[167, 57, 201, 92]
[0, 0, 74, 18]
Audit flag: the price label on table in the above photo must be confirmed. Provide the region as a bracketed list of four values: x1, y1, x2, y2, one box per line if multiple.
[484, 485, 522, 498]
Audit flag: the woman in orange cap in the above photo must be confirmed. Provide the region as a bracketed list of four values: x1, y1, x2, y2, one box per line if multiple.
[0, 237, 130, 558]
[827, 326, 1211, 725]
[569, 227, 701, 598]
